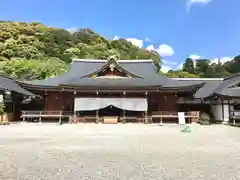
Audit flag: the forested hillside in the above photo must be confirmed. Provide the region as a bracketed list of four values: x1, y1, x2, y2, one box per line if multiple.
[166, 56, 240, 78]
[0, 21, 239, 80]
[0, 21, 160, 80]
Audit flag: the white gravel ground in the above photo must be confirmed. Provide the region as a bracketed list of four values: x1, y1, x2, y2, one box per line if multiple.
[1, 123, 240, 180]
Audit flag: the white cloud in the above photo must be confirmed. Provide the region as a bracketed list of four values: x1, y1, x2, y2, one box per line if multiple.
[189, 0, 212, 4]
[145, 37, 151, 42]
[146, 44, 174, 57]
[161, 65, 171, 73]
[146, 45, 155, 51]
[187, 0, 212, 11]
[113, 36, 119, 40]
[162, 59, 178, 66]
[113, 36, 151, 48]
[126, 38, 144, 48]
[67, 27, 78, 33]
[189, 54, 201, 60]
[157, 44, 175, 56]
[178, 62, 184, 69]
[211, 57, 233, 64]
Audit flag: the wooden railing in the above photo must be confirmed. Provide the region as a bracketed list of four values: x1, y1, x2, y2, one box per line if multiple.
[151, 111, 200, 123]
[20, 110, 200, 124]
[21, 111, 74, 117]
[21, 111, 74, 122]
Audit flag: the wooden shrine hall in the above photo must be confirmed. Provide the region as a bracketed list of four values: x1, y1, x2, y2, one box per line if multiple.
[16, 58, 204, 124]
[3, 58, 240, 124]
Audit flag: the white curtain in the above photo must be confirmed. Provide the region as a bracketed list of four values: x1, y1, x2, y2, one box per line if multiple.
[74, 98, 148, 111]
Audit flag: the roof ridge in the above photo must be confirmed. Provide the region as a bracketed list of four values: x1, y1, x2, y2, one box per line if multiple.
[72, 59, 153, 63]
[223, 72, 240, 81]
[172, 78, 224, 81]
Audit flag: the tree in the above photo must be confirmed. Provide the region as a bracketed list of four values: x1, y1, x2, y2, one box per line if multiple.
[182, 58, 195, 74]
[223, 55, 240, 74]
[165, 70, 199, 78]
[0, 58, 67, 80]
[2, 20, 239, 79]
[195, 59, 211, 77]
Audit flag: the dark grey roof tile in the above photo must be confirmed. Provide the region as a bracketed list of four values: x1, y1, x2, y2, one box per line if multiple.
[193, 80, 223, 99]
[0, 76, 34, 96]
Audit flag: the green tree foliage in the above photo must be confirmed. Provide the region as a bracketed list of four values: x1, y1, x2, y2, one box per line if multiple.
[0, 21, 161, 80]
[169, 57, 234, 78]
[0, 21, 239, 80]
[182, 58, 195, 74]
[165, 70, 199, 78]
[0, 58, 67, 80]
[223, 56, 240, 74]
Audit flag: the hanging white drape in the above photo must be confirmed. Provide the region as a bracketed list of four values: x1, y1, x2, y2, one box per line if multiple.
[74, 98, 148, 111]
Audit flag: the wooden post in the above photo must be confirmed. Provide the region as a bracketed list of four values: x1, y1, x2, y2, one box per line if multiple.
[96, 110, 99, 124]
[123, 110, 126, 124]
[123, 91, 126, 124]
[96, 91, 99, 124]
[160, 111, 163, 125]
[221, 98, 225, 123]
[74, 91, 76, 119]
[145, 91, 149, 123]
[39, 111, 42, 123]
[228, 99, 231, 123]
[45, 92, 47, 112]
[58, 111, 62, 125]
[72, 91, 76, 124]
[22, 111, 26, 122]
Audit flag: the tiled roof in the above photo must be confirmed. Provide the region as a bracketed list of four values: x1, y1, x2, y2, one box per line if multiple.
[22, 59, 204, 89]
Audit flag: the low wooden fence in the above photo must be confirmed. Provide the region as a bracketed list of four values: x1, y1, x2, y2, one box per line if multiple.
[21, 111, 74, 123]
[21, 111, 200, 124]
[151, 111, 200, 123]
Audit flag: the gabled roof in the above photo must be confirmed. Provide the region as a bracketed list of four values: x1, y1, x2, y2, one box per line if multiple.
[21, 59, 205, 90]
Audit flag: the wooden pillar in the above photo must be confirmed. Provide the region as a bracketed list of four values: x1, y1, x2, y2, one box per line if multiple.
[145, 91, 149, 123]
[123, 91, 126, 124]
[39, 111, 42, 123]
[22, 111, 26, 122]
[228, 99, 233, 124]
[59, 89, 63, 124]
[73, 91, 76, 118]
[58, 111, 62, 125]
[69, 91, 76, 124]
[221, 98, 224, 122]
[96, 91, 99, 123]
[45, 91, 48, 112]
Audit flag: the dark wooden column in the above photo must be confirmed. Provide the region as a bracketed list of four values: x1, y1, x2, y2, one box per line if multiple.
[73, 91, 76, 118]
[96, 91, 99, 123]
[221, 98, 224, 123]
[123, 91, 126, 124]
[145, 91, 149, 123]
[44, 91, 48, 112]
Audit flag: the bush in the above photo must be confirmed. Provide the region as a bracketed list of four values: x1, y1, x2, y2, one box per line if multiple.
[0, 103, 5, 115]
[0, 121, 9, 125]
[199, 112, 211, 125]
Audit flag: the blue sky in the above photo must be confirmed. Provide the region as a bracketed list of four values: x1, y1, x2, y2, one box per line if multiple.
[0, 0, 239, 71]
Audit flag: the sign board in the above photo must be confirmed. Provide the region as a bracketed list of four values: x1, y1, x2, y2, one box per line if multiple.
[0, 94, 3, 103]
[178, 112, 186, 125]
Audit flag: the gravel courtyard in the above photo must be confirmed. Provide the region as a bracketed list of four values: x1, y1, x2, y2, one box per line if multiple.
[1, 123, 240, 180]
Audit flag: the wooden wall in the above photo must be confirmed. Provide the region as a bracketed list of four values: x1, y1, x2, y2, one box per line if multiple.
[149, 93, 178, 112]
[44, 91, 180, 112]
[45, 92, 63, 111]
[45, 91, 74, 111]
